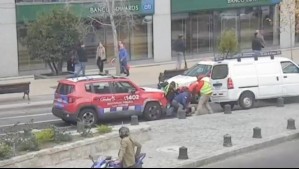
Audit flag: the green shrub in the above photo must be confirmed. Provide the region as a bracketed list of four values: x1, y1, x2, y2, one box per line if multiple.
[0, 143, 13, 160]
[34, 129, 55, 144]
[54, 132, 73, 143]
[218, 29, 239, 58]
[97, 125, 112, 134]
[17, 137, 39, 152]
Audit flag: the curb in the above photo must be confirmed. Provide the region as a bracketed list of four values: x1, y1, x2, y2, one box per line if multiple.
[173, 131, 299, 168]
[0, 100, 53, 112]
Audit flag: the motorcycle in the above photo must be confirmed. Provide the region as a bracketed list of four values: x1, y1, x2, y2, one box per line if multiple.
[89, 153, 146, 168]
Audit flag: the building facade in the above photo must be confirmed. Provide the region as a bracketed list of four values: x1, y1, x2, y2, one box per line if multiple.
[0, 0, 297, 77]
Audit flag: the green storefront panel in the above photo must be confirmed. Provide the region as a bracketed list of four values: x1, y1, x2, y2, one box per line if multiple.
[16, 0, 155, 23]
[171, 0, 281, 13]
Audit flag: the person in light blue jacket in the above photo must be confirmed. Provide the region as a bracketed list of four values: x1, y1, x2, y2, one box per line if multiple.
[119, 43, 129, 76]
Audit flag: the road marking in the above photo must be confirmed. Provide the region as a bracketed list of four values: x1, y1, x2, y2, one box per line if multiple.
[0, 113, 53, 120]
[0, 119, 61, 128]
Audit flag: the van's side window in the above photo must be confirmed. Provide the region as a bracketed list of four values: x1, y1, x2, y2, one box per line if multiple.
[280, 62, 299, 74]
[211, 64, 228, 80]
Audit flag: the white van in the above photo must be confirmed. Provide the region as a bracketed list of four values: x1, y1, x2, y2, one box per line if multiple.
[210, 51, 299, 110]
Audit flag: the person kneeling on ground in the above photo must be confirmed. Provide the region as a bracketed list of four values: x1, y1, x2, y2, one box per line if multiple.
[117, 127, 142, 168]
[170, 88, 192, 116]
[163, 81, 179, 104]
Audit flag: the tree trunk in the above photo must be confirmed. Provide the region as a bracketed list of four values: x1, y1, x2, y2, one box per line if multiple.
[47, 61, 56, 75]
[107, 0, 120, 75]
[51, 61, 59, 76]
[57, 60, 64, 74]
[225, 50, 230, 59]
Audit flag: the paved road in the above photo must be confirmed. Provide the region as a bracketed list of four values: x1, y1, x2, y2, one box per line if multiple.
[0, 81, 298, 133]
[0, 84, 158, 133]
[202, 139, 299, 168]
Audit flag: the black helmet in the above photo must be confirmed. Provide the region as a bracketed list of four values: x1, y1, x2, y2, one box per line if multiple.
[170, 81, 176, 88]
[119, 126, 130, 138]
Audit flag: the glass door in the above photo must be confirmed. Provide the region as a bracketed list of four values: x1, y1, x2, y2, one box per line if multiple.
[189, 12, 213, 54]
[220, 10, 238, 36]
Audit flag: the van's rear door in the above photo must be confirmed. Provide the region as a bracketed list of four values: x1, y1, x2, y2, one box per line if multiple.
[211, 64, 229, 102]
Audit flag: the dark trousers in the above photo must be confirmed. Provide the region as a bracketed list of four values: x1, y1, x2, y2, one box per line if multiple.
[97, 58, 104, 73]
[120, 63, 130, 76]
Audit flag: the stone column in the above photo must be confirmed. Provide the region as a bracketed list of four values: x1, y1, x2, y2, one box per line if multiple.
[153, 0, 172, 62]
[0, 0, 19, 77]
[280, 0, 296, 49]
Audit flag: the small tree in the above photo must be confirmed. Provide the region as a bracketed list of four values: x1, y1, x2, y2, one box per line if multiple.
[88, 0, 136, 75]
[26, 9, 80, 75]
[218, 30, 239, 59]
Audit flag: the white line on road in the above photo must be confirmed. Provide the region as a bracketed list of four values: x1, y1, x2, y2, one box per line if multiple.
[0, 113, 53, 121]
[0, 119, 62, 128]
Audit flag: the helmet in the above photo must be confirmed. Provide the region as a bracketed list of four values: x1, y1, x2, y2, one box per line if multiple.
[119, 126, 130, 138]
[170, 81, 176, 87]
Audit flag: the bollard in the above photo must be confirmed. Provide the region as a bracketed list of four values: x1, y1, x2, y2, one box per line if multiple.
[105, 70, 109, 75]
[178, 147, 188, 160]
[223, 134, 232, 147]
[287, 118, 296, 130]
[131, 115, 139, 126]
[253, 127, 262, 139]
[177, 109, 186, 119]
[77, 120, 85, 133]
[277, 97, 284, 107]
[224, 105, 232, 114]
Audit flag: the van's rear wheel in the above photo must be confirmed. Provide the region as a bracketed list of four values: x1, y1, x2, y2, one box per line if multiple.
[239, 92, 255, 109]
[220, 102, 235, 110]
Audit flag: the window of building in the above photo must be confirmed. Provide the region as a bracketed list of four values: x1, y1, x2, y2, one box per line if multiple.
[171, 5, 280, 56]
[16, 3, 153, 72]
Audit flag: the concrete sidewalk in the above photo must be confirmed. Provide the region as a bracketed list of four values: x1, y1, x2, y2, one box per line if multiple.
[0, 58, 203, 111]
[45, 102, 299, 168]
[0, 58, 204, 96]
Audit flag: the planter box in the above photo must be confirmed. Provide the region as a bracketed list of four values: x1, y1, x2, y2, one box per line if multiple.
[0, 125, 151, 168]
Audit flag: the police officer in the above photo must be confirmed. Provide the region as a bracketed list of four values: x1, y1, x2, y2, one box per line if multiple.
[189, 76, 213, 115]
[163, 81, 179, 104]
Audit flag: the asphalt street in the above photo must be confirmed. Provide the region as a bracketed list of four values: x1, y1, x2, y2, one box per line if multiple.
[0, 81, 299, 134]
[202, 139, 299, 168]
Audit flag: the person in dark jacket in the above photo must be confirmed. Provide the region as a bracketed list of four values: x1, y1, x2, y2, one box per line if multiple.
[252, 32, 264, 56]
[173, 34, 186, 70]
[170, 90, 191, 116]
[73, 43, 88, 77]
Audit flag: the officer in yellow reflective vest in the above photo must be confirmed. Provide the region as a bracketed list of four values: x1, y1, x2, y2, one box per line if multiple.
[189, 76, 213, 115]
[163, 81, 179, 104]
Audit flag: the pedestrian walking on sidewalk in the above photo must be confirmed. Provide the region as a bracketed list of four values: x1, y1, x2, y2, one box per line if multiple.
[119, 43, 130, 76]
[173, 34, 186, 70]
[117, 126, 142, 168]
[73, 42, 88, 77]
[252, 32, 264, 57]
[189, 76, 214, 115]
[96, 42, 106, 74]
